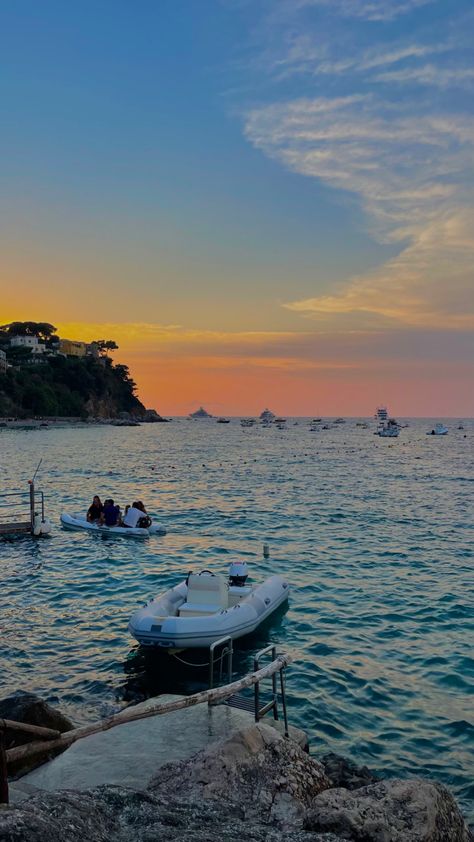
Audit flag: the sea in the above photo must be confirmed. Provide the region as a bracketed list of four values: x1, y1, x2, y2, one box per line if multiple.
[1, 418, 473, 819]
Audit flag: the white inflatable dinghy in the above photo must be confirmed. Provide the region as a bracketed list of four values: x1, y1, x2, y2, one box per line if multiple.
[60, 512, 166, 537]
[128, 564, 289, 649]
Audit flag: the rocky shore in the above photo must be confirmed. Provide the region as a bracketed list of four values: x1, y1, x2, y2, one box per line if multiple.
[0, 695, 472, 842]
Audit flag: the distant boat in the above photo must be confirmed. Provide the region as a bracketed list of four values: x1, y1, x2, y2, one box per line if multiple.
[375, 406, 388, 423]
[189, 407, 213, 419]
[216, 417, 230, 424]
[334, 418, 345, 424]
[241, 418, 256, 427]
[259, 408, 275, 422]
[274, 417, 286, 424]
[377, 418, 400, 438]
[427, 423, 448, 436]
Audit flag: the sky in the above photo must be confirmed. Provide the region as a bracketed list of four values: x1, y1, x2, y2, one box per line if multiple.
[1, 0, 473, 415]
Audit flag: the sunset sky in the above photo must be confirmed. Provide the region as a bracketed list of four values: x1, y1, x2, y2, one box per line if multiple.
[1, 0, 473, 415]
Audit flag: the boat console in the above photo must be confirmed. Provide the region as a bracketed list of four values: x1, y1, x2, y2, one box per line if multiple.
[178, 571, 228, 618]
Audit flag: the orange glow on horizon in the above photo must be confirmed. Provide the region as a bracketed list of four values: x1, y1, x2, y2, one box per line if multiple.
[0, 317, 472, 417]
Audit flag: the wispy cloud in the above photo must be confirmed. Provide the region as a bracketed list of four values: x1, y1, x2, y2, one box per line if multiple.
[244, 92, 474, 328]
[288, 0, 436, 22]
[375, 64, 474, 88]
[234, 0, 474, 333]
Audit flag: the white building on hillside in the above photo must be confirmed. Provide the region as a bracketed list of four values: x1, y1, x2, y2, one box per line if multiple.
[9, 336, 45, 354]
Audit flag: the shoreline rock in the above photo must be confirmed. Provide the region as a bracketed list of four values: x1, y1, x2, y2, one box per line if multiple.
[0, 692, 75, 778]
[0, 718, 472, 842]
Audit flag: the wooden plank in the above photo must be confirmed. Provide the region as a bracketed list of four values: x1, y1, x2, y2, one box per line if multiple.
[0, 522, 31, 535]
[0, 719, 61, 740]
[6, 654, 292, 765]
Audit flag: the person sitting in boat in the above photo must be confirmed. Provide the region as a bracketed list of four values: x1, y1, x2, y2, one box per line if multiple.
[87, 495, 103, 523]
[101, 498, 121, 527]
[123, 500, 151, 529]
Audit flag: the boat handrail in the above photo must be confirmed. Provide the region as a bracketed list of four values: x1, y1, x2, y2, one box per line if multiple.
[254, 644, 289, 737]
[209, 636, 233, 689]
[0, 482, 45, 535]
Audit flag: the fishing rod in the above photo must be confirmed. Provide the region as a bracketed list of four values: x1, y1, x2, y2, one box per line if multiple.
[31, 458, 43, 483]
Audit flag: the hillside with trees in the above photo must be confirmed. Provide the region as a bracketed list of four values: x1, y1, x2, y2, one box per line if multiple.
[0, 322, 148, 419]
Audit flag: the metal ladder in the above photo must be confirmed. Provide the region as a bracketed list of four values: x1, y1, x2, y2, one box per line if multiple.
[208, 640, 289, 737]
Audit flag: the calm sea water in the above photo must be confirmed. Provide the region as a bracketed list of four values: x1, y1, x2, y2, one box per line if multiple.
[0, 419, 473, 817]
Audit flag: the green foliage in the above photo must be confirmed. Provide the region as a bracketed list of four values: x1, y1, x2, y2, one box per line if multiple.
[0, 352, 145, 418]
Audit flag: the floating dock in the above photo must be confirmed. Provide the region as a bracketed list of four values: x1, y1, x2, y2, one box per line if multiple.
[0, 482, 47, 537]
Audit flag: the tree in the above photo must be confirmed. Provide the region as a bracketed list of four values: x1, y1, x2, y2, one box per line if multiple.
[93, 339, 119, 356]
[5, 345, 33, 366]
[0, 322, 57, 340]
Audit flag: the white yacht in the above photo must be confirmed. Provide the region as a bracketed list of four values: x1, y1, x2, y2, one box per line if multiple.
[259, 408, 275, 423]
[375, 406, 389, 423]
[189, 407, 213, 419]
[377, 420, 400, 437]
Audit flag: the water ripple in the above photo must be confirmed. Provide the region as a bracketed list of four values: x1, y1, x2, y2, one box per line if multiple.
[0, 419, 472, 819]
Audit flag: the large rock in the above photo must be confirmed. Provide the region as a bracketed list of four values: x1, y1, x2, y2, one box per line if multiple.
[304, 778, 473, 842]
[0, 692, 74, 777]
[320, 752, 380, 790]
[0, 786, 346, 842]
[149, 722, 329, 826]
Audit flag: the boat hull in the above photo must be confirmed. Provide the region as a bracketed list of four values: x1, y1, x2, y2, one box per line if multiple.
[60, 512, 166, 537]
[129, 575, 289, 649]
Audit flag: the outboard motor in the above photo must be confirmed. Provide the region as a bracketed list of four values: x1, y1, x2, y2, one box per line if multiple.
[229, 561, 248, 587]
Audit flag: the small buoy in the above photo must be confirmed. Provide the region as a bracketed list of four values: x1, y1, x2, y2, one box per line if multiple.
[263, 543, 270, 558]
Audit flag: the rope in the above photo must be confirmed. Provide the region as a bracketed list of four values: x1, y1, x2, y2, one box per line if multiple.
[170, 649, 229, 669]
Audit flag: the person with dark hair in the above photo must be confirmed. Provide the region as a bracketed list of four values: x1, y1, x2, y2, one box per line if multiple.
[87, 495, 103, 523]
[102, 498, 121, 527]
[123, 500, 151, 529]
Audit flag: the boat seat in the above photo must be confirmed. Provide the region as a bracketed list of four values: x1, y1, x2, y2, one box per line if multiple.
[179, 572, 228, 617]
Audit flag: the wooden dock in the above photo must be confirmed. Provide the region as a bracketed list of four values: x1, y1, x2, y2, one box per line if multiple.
[0, 482, 45, 537]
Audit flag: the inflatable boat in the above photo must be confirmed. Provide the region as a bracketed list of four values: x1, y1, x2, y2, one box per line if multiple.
[128, 565, 289, 649]
[60, 512, 166, 537]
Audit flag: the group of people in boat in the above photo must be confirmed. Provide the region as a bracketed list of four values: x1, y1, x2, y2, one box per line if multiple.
[87, 496, 151, 529]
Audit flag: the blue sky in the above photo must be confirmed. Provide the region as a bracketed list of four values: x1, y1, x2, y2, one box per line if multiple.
[1, 0, 473, 413]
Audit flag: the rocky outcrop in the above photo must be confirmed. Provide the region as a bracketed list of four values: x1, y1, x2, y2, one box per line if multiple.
[0, 692, 74, 777]
[0, 787, 346, 842]
[305, 778, 473, 842]
[0, 723, 471, 842]
[149, 722, 329, 826]
[320, 752, 380, 790]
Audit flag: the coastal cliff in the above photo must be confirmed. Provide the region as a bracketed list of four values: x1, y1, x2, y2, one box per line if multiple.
[0, 354, 146, 419]
[0, 322, 150, 420]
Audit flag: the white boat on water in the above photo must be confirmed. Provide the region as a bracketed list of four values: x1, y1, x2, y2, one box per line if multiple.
[377, 418, 400, 437]
[427, 423, 448, 436]
[128, 564, 289, 649]
[60, 513, 166, 538]
[189, 407, 213, 419]
[374, 406, 400, 437]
